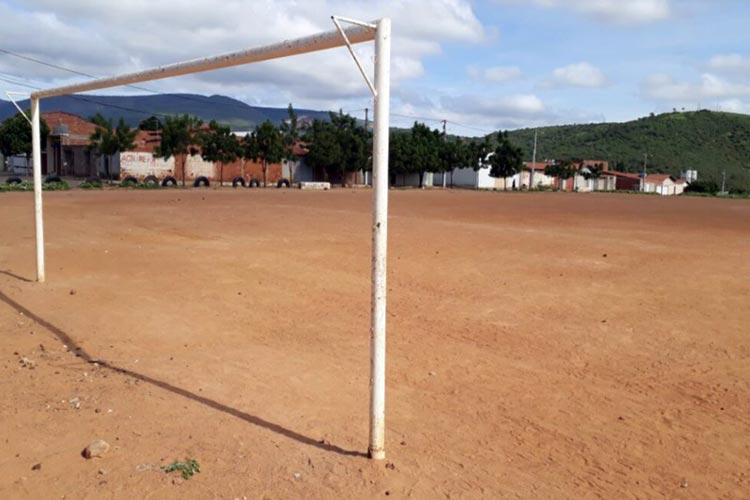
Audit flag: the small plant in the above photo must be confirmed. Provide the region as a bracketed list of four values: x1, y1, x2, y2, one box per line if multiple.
[162, 458, 200, 480]
[79, 180, 103, 189]
[0, 181, 69, 192]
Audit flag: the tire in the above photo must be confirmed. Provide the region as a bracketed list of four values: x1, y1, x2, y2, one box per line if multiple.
[121, 176, 138, 186]
[193, 176, 210, 188]
[143, 175, 159, 186]
[6, 176, 23, 185]
[161, 176, 178, 187]
[277, 178, 291, 188]
[248, 178, 260, 188]
[44, 174, 63, 184]
[232, 176, 246, 188]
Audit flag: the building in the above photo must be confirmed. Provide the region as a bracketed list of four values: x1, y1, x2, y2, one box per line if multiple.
[603, 170, 641, 191]
[642, 174, 687, 195]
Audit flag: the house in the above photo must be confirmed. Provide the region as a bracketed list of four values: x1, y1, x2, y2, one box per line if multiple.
[521, 162, 557, 189]
[603, 170, 641, 191]
[643, 174, 686, 195]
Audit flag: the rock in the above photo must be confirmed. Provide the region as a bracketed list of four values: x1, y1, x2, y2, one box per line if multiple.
[31, 463, 41, 471]
[70, 398, 80, 410]
[293, 472, 302, 480]
[83, 440, 110, 459]
[69, 289, 76, 296]
[428, 371, 436, 376]
[98, 469, 107, 475]
[385, 462, 396, 470]
[19, 357, 35, 369]
[680, 479, 688, 488]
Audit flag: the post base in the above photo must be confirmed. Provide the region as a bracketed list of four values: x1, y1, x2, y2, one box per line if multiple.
[368, 447, 386, 460]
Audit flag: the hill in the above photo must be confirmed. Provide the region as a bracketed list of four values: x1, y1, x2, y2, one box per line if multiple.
[0, 93, 332, 131]
[506, 110, 750, 192]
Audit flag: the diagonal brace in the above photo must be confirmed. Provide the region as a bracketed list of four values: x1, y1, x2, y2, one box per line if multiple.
[332, 16, 377, 97]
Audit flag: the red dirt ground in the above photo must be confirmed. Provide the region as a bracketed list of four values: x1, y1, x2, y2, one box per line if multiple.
[0, 189, 748, 499]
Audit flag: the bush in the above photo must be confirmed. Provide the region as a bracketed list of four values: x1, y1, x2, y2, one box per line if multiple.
[0, 181, 69, 192]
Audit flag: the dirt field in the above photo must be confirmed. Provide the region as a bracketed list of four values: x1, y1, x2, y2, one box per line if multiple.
[0, 188, 748, 499]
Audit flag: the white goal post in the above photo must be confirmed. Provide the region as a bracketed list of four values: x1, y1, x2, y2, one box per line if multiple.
[29, 17, 391, 460]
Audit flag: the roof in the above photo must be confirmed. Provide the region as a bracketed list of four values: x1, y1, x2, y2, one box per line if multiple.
[645, 174, 676, 184]
[603, 170, 640, 179]
[42, 112, 97, 147]
[523, 161, 553, 172]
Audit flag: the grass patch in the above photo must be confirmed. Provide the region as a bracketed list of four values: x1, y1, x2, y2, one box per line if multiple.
[162, 458, 200, 480]
[0, 181, 70, 192]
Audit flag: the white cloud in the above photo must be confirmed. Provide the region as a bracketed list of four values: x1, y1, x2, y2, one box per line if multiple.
[0, 1, 486, 111]
[496, 0, 671, 24]
[544, 62, 609, 88]
[708, 54, 750, 74]
[642, 73, 750, 101]
[467, 65, 523, 82]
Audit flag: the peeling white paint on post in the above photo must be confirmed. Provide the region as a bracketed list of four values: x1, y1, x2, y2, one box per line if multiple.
[368, 17, 391, 461]
[31, 98, 45, 283]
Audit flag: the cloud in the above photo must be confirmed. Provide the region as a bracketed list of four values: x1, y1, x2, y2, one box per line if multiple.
[544, 62, 609, 88]
[496, 0, 671, 24]
[642, 73, 750, 101]
[467, 65, 523, 82]
[707, 54, 750, 74]
[0, 1, 486, 111]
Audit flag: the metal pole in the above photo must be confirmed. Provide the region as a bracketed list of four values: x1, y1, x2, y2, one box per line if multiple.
[368, 17, 390, 461]
[31, 98, 45, 282]
[530, 129, 537, 189]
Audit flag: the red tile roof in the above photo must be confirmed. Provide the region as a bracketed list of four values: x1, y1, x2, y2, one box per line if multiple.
[42, 112, 97, 147]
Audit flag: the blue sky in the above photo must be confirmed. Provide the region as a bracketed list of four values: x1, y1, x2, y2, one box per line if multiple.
[1, 1, 749, 136]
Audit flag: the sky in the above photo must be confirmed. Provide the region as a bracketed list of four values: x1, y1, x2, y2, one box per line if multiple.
[1, 0, 749, 136]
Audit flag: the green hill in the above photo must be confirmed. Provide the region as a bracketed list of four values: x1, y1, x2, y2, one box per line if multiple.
[506, 110, 750, 192]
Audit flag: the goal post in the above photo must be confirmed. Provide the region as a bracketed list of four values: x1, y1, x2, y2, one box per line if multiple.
[29, 17, 392, 460]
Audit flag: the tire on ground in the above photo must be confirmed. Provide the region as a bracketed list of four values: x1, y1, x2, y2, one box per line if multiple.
[161, 176, 178, 187]
[232, 176, 246, 188]
[277, 178, 291, 188]
[143, 175, 159, 186]
[6, 176, 23, 185]
[194, 176, 210, 188]
[248, 178, 260, 188]
[44, 174, 63, 184]
[121, 176, 138, 186]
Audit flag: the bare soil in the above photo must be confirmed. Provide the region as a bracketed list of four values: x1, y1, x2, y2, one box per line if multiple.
[0, 188, 748, 499]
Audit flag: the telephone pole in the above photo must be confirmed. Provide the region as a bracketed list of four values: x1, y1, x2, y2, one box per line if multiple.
[641, 153, 648, 191]
[364, 107, 369, 131]
[721, 170, 727, 195]
[441, 120, 448, 188]
[529, 129, 538, 189]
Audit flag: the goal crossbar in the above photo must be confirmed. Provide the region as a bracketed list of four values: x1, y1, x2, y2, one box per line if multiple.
[28, 17, 391, 461]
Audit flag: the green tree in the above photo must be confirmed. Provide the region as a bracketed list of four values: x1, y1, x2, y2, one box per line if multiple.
[89, 113, 137, 180]
[437, 139, 470, 187]
[488, 131, 524, 190]
[306, 112, 370, 186]
[138, 115, 162, 131]
[581, 162, 604, 191]
[545, 159, 576, 190]
[197, 120, 239, 186]
[0, 111, 50, 171]
[245, 120, 285, 187]
[154, 114, 203, 187]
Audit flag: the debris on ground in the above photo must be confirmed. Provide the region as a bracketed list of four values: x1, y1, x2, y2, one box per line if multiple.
[83, 439, 110, 459]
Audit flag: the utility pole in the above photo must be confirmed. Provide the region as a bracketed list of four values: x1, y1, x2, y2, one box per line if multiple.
[441, 120, 447, 188]
[721, 170, 727, 195]
[530, 129, 538, 189]
[364, 107, 369, 131]
[641, 153, 648, 191]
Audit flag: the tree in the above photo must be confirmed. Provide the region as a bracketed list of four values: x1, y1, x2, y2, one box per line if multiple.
[488, 131, 524, 190]
[245, 120, 285, 187]
[89, 113, 137, 180]
[581, 162, 604, 191]
[0, 111, 50, 171]
[139, 115, 162, 131]
[197, 120, 239, 186]
[279, 104, 300, 182]
[306, 112, 370, 186]
[154, 114, 203, 187]
[437, 139, 470, 187]
[545, 159, 576, 190]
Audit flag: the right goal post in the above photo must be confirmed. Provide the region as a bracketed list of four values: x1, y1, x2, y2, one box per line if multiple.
[28, 17, 392, 460]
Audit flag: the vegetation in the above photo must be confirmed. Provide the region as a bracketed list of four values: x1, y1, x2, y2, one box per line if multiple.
[305, 112, 370, 186]
[544, 160, 577, 190]
[244, 120, 285, 187]
[162, 458, 200, 480]
[197, 120, 239, 185]
[0, 111, 50, 169]
[138, 115, 162, 131]
[0, 181, 69, 192]
[487, 131, 524, 190]
[389, 122, 441, 188]
[506, 110, 750, 192]
[89, 113, 138, 180]
[154, 114, 203, 187]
